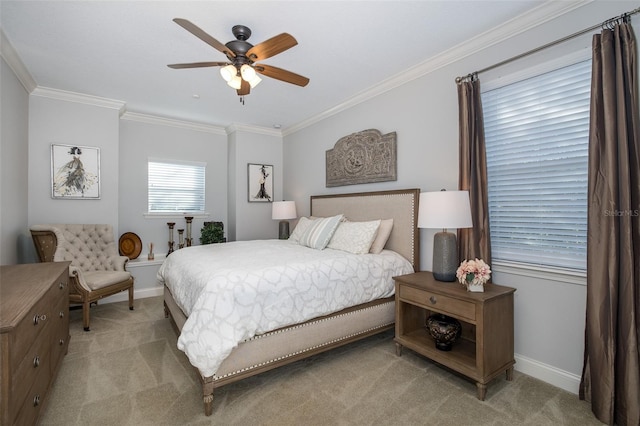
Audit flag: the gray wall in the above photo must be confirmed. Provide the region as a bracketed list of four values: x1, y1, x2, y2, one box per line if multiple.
[118, 115, 229, 253]
[228, 126, 284, 241]
[27, 94, 121, 229]
[0, 57, 29, 265]
[282, 1, 639, 393]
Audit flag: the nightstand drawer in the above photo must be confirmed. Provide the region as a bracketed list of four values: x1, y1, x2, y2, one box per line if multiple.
[399, 285, 476, 322]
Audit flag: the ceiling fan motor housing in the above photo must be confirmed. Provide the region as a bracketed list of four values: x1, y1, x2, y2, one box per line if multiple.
[226, 25, 254, 66]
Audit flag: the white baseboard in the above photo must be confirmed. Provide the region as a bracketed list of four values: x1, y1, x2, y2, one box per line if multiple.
[98, 285, 164, 305]
[514, 353, 581, 395]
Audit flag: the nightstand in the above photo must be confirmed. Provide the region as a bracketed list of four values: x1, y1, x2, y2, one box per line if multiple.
[394, 271, 516, 400]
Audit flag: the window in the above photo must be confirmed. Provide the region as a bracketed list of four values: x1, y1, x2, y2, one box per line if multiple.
[148, 159, 206, 213]
[481, 59, 591, 272]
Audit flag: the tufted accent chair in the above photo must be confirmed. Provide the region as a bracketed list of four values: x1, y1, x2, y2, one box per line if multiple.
[30, 224, 134, 331]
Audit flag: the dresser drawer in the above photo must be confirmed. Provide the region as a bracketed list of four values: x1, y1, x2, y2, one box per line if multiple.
[11, 328, 53, 411]
[399, 285, 476, 322]
[50, 289, 70, 369]
[12, 362, 51, 426]
[10, 275, 67, 366]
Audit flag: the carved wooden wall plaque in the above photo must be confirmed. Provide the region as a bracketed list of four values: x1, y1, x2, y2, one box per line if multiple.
[326, 129, 397, 187]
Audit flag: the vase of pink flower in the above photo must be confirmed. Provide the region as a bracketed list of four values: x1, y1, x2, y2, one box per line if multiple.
[456, 258, 491, 292]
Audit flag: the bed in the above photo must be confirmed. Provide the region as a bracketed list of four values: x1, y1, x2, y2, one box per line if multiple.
[160, 188, 420, 416]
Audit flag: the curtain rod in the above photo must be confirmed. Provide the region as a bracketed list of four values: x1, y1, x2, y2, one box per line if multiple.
[456, 6, 640, 83]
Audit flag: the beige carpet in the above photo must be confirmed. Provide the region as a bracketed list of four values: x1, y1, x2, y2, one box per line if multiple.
[39, 296, 602, 425]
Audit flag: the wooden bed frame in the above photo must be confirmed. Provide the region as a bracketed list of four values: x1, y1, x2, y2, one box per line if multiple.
[163, 188, 420, 416]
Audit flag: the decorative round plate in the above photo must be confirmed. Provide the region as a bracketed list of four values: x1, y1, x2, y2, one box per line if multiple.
[119, 232, 142, 259]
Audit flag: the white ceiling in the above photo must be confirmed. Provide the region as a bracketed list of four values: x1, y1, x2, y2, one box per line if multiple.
[1, 1, 556, 131]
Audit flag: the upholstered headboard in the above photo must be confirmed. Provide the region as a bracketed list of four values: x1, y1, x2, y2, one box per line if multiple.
[310, 188, 420, 270]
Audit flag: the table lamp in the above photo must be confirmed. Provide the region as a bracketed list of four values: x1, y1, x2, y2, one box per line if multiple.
[418, 190, 473, 281]
[272, 201, 297, 239]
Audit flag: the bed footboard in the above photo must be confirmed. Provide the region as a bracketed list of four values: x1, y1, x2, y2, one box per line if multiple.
[164, 285, 394, 416]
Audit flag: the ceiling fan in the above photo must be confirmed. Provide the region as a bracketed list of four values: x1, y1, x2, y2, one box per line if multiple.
[168, 18, 310, 99]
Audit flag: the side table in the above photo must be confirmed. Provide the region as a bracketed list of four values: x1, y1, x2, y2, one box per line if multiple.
[394, 271, 516, 400]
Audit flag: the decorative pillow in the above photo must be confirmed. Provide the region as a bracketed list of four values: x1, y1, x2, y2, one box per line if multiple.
[327, 220, 381, 254]
[298, 214, 344, 250]
[289, 217, 315, 243]
[369, 218, 394, 254]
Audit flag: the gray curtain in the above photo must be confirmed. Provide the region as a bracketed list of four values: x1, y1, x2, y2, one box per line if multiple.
[579, 21, 640, 426]
[457, 77, 492, 264]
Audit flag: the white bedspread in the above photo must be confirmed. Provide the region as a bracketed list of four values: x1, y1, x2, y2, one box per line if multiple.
[157, 239, 413, 377]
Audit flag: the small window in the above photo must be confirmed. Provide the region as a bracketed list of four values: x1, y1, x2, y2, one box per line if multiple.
[482, 59, 590, 271]
[148, 159, 205, 213]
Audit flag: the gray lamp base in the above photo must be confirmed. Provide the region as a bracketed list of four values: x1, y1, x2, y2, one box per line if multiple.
[278, 221, 290, 240]
[432, 231, 458, 282]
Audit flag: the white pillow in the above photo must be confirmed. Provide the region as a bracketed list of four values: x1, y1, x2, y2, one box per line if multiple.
[298, 214, 344, 250]
[289, 217, 315, 243]
[369, 219, 394, 254]
[328, 220, 381, 254]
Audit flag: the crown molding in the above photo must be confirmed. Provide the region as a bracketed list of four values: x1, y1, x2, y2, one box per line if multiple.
[283, 0, 591, 136]
[31, 86, 126, 114]
[121, 111, 226, 135]
[0, 29, 37, 93]
[226, 122, 283, 137]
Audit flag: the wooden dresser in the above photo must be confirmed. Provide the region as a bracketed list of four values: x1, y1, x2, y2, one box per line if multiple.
[1, 262, 70, 426]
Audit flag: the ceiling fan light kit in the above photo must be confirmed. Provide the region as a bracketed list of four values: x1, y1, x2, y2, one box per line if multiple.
[168, 19, 309, 101]
[220, 64, 237, 82]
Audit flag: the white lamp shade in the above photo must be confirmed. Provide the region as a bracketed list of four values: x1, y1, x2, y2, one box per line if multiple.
[240, 64, 257, 81]
[220, 65, 237, 82]
[227, 75, 242, 90]
[247, 75, 262, 88]
[272, 201, 297, 220]
[418, 190, 473, 229]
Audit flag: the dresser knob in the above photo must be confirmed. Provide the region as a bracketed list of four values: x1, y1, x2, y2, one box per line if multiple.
[59, 311, 64, 318]
[59, 282, 65, 289]
[429, 296, 437, 304]
[59, 339, 65, 346]
[33, 314, 46, 325]
[33, 356, 40, 368]
[33, 395, 40, 407]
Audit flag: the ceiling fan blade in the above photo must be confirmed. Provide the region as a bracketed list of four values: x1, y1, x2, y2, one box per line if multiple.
[255, 64, 309, 87]
[173, 18, 235, 58]
[237, 79, 250, 96]
[168, 62, 228, 69]
[246, 33, 297, 61]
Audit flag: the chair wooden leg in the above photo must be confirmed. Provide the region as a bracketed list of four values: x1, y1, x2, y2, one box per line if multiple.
[128, 286, 134, 310]
[83, 300, 91, 331]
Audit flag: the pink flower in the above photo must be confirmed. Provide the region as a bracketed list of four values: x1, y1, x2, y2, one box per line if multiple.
[456, 258, 491, 287]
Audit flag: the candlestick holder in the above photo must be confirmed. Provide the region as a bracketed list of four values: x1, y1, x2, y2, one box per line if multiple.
[167, 222, 175, 255]
[185, 216, 193, 247]
[178, 229, 185, 249]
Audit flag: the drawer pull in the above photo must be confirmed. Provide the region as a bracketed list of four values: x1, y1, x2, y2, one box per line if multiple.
[59, 339, 65, 346]
[33, 314, 47, 325]
[59, 311, 65, 318]
[429, 296, 437, 304]
[33, 395, 40, 407]
[33, 356, 40, 368]
[59, 282, 65, 289]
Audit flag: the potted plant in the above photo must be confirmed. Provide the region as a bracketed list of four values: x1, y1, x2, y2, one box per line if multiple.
[200, 221, 225, 244]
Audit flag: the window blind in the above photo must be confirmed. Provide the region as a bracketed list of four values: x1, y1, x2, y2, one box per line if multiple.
[148, 160, 206, 213]
[482, 59, 591, 271]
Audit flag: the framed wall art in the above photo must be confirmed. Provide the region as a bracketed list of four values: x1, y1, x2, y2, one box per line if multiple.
[51, 144, 101, 199]
[326, 129, 397, 187]
[247, 163, 273, 202]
